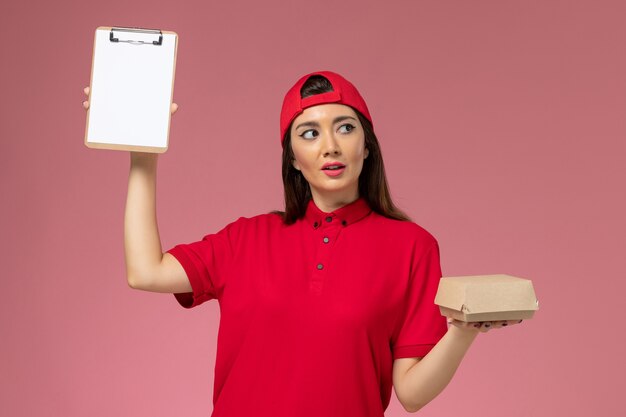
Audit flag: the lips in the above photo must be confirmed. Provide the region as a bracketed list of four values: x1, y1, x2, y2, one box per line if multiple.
[322, 162, 346, 170]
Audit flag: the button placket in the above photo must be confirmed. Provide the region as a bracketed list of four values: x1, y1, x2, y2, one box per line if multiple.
[310, 219, 342, 294]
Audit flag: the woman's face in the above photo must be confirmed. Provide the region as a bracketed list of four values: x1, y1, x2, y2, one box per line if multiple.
[290, 103, 369, 204]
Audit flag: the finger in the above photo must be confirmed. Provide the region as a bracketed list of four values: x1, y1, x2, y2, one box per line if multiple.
[492, 320, 507, 329]
[84, 86, 90, 95]
[491, 320, 516, 329]
[449, 318, 473, 329]
[171, 102, 178, 114]
[472, 321, 490, 333]
[455, 320, 479, 330]
[83, 100, 89, 109]
[480, 321, 492, 333]
[450, 319, 482, 333]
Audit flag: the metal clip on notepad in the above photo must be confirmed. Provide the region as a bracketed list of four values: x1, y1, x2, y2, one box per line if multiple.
[109, 27, 163, 46]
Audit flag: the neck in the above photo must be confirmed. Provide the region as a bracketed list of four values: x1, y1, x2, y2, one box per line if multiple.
[310, 188, 360, 213]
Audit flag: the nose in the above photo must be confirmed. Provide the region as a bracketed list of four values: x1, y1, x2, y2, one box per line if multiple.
[321, 130, 341, 156]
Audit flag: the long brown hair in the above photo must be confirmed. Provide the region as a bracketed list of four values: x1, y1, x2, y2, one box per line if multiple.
[271, 75, 411, 225]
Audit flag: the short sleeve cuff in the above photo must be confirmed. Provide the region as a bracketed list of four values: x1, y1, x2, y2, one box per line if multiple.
[167, 245, 213, 309]
[393, 343, 437, 360]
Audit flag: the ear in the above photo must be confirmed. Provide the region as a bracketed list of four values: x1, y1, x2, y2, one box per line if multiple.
[292, 158, 301, 171]
[364, 147, 369, 159]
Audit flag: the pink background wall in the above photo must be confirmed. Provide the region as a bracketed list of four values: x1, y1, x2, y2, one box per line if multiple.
[2, 0, 624, 415]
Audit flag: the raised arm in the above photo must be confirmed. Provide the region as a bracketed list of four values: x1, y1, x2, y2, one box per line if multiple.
[123, 153, 190, 293]
[83, 86, 188, 293]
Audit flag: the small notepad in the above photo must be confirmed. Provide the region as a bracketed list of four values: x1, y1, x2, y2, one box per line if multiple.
[85, 26, 178, 152]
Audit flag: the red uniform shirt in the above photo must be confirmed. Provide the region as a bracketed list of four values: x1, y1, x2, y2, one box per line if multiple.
[166, 197, 447, 417]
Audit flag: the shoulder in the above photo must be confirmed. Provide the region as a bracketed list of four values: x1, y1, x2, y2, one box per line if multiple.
[369, 211, 438, 248]
[219, 211, 285, 232]
[205, 212, 284, 246]
[237, 211, 284, 225]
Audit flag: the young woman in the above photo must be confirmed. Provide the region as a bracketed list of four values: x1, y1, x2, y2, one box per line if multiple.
[83, 70, 519, 416]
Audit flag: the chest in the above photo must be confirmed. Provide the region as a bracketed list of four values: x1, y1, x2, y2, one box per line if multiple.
[221, 223, 413, 336]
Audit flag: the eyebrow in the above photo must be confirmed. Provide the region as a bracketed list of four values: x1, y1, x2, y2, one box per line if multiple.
[295, 115, 358, 131]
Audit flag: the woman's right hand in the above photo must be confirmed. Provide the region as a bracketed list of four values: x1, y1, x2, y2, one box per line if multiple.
[82, 86, 179, 114]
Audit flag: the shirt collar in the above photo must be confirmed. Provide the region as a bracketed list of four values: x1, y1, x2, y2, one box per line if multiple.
[304, 197, 372, 229]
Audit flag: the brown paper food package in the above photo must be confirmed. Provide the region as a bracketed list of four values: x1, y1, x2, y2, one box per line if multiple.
[434, 274, 539, 322]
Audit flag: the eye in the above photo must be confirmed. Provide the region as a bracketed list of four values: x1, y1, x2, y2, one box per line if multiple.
[299, 129, 318, 140]
[338, 123, 356, 134]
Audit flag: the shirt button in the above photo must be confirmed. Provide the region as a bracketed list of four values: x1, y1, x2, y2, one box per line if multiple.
[323, 237, 329, 243]
[317, 263, 324, 270]
[341, 220, 347, 226]
[325, 216, 333, 222]
[313, 221, 318, 228]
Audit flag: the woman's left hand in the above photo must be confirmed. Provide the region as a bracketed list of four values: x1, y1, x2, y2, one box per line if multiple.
[447, 318, 524, 333]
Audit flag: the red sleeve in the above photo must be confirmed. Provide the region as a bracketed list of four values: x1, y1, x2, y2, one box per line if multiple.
[392, 240, 448, 359]
[165, 219, 239, 309]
